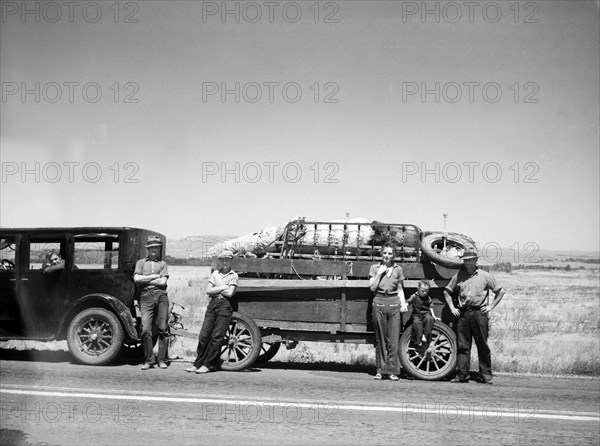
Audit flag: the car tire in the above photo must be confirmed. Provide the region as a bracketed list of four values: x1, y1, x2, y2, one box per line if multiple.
[67, 307, 124, 366]
[420, 232, 476, 268]
[399, 321, 457, 381]
[220, 312, 262, 371]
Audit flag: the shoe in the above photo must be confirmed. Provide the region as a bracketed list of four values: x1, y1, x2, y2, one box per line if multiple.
[389, 375, 399, 381]
[421, 335, 427, 342]
[373, 373, 382, 380]
[450, 378, 468, 383]
[185, 366, 198, 373]
[140, 363, 153, 370]
[195, 366, 211, 374]
[158, 362, 168, 369]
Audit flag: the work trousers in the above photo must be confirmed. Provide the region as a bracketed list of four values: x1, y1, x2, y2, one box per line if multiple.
[139, 289, 169, 365]
[372, 297, 401, 375]
[456, 308, 492, 382]
[193, 297, 233, 369]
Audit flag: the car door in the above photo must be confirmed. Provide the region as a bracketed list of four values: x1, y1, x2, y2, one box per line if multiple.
[18, 233, 69, 338]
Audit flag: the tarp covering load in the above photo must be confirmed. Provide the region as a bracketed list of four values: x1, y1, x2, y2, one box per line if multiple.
[207, 226, 284, 258]
[207, 217, 422, 262]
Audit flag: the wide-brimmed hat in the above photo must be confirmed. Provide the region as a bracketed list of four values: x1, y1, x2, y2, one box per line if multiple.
[145, 235, 163, 248]
[218, 250, 234, 259]
[461, 247, 479, 260]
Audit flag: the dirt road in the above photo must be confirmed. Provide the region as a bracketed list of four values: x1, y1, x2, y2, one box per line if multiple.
[1, 351, 598, 445]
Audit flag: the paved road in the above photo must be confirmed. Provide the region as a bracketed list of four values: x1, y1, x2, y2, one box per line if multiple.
[1, 351, 598, 445]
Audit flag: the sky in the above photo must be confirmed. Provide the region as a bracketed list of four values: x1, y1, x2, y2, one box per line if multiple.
[1, 0, 598, 255]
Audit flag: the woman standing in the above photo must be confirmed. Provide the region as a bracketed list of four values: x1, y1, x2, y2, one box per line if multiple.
[369, 242, 407, 380]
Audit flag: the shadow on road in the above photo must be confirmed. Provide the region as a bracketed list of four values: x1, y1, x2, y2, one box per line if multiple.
[0, 349, 72, 363]
[259, 360, 372, 374]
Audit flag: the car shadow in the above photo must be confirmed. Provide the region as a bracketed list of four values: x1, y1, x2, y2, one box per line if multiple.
[0, 348, 72, 363]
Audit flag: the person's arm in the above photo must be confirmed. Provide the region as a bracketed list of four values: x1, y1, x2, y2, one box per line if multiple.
[43, 261, 65, 273]
[133, 273, 160, 283]
[368, 264, 387, 292]
[220, 273, 239, 298]
[147, 262, 169, 286]
[444, 275, 460, 317]
[430, 307, 440, 321]
[482, 286, 505, 313]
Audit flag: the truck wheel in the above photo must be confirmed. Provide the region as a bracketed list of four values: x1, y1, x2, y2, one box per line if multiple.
[256, 342, 281, 364]
[420, 232, 475, 268]
[399, 321, 457, 381]
[220, 312, 262, 371]
[67, 308, 124, 365]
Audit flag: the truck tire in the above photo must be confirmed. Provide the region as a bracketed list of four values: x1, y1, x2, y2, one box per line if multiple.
[220, 312, 262, 371]
[420, 232, 475, 268]
[399, 321, 457, 381]
[256, 342, 281, 364]
[67, 307, 124, 365]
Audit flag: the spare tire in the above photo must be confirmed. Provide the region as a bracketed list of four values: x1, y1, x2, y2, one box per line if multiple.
[420, 232, 476, 268]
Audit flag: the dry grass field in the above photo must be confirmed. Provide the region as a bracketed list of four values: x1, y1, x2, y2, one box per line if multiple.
[2, 266, 598, 376]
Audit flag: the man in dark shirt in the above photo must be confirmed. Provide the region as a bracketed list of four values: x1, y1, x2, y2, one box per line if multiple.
[133, 235, 170, 370]
[444, 248, 505, 384]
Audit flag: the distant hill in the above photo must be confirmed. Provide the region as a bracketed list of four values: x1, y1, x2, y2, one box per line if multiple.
[166, 235, 237, 259]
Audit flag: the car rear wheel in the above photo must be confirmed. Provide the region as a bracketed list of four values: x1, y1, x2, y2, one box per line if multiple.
[67, 307, 124, 365]
[220, 312, 262, 371]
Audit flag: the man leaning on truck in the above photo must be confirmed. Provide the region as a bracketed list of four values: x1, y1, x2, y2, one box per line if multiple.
[133, 235, 170, 371]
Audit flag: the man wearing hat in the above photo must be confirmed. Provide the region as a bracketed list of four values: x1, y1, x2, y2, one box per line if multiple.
[133, 235, 170, 370]
[186, 250, 239, 374]
[443, 247, 505, 384]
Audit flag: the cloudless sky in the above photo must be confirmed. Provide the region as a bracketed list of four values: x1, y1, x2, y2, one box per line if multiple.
[1, 1, 598, 253]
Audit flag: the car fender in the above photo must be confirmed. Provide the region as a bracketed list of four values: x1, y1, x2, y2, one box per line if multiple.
[58, 294, 138, 341]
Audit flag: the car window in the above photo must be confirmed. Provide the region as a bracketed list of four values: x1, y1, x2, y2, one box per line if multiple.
[74, 235, 120, 270]
[29, 239, 64, 270]
[0, 237, 17, 271]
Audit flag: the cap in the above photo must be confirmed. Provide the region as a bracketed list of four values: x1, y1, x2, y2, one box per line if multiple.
[218, 250, 234, 259]
[461, 247, 479, 260]
[145, 235, 163, 248]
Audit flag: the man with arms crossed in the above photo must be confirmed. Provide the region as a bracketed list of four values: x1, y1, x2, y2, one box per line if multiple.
[187, 250, 238, 374]
[133, 235, 170, 370]
[444, 248, 505, 384]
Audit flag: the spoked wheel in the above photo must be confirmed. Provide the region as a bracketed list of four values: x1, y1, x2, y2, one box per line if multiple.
[256, 341, 281, 364]
[67, 308, 124, 365]
[220, 312, 262, 371]
[399, 321, 457, 381]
